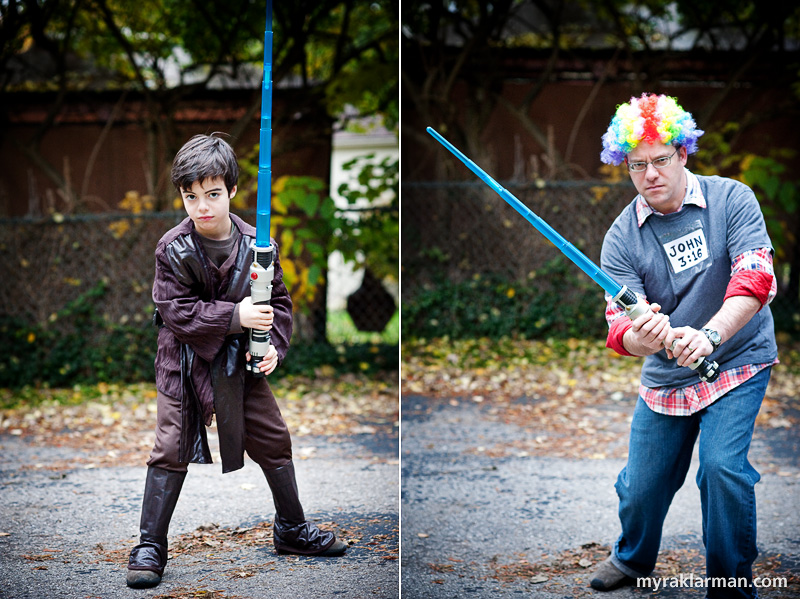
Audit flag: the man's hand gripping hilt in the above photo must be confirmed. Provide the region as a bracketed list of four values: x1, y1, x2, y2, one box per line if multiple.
[247, 243, 274, 377]
[612, 286, 720, 383]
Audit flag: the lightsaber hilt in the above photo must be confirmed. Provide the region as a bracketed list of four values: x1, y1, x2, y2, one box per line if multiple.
[612, 286, 720, 383]
[247, 243, 274, 377]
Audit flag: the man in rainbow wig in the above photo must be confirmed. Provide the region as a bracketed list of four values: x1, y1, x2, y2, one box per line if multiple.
[592, 93, 777, 597]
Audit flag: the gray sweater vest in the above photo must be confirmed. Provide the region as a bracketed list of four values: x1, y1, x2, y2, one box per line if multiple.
[601, 173, 777, 389]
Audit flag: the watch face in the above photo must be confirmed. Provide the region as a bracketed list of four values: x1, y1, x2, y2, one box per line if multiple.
[704, 329, 720, 346]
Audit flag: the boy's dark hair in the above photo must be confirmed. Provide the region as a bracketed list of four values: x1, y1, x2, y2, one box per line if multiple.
[171, 133, 239, 193]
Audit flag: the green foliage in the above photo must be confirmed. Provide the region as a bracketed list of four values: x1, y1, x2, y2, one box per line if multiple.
[235, 172, 339, 313]
[270, 175, 334, 310]
[334, 153, 399, 282]
[282, 341, 398, 377]
[0, 278, 396, 389]
[0, 281, 156, 388]
[320, 1, 399, 129]
[402, 257, 607, 340]
[693, 122, 743, 173]
[738, 154, 799, 260]
[696, 126, 799, 264]
[239, 153, 399, 315]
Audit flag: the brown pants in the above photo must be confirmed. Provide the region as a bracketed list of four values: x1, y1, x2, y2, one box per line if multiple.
[147, 378, 293, 473]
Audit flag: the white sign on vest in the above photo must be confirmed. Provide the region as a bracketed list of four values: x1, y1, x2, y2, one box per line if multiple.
[662, 228, 709, 274]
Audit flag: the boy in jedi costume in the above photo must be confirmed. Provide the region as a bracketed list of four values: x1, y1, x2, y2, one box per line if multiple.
[126, 134, 346, 589]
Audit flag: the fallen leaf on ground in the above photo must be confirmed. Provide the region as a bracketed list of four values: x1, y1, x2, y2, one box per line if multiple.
[1, 372, 398, 470]
[403, 338, 800, 461]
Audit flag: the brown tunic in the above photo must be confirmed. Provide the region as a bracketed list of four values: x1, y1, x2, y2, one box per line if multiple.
[151, 213, 293, 472]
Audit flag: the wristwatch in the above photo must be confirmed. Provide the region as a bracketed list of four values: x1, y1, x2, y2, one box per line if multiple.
[701, 328, 721, 352]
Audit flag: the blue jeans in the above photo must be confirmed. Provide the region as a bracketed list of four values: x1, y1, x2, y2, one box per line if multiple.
[611, 367, 771, 599]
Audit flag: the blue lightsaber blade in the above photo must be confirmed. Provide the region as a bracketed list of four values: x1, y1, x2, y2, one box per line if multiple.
[426, 126, 620, 297]
[247, 0, 276, 377]
[255, 0, 273, 247]
[426, 126, 720, 382]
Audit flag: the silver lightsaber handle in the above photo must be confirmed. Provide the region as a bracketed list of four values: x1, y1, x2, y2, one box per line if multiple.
[247, 244, 274, 377]
[612, 286, 720, 383]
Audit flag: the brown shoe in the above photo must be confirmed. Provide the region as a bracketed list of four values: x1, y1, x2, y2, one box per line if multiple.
[590, 556, 632, 591]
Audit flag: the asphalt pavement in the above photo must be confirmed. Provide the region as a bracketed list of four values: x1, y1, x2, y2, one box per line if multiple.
[0, 431, 399, 599]
[401, 393, 800, 598]
[2, 390, 797, 599]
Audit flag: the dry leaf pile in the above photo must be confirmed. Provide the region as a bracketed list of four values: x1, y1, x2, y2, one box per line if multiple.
[403, 338, 800, 461]
[426, 541, 798, 597]
[97, 516, 397, 567]
[1, 371, 398, 470]
[487, 542, 613, 584]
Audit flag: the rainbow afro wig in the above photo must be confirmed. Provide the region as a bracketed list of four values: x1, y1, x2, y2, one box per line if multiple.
[601, 93, 704, 165]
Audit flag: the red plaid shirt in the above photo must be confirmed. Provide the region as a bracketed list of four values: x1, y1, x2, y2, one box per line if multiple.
[605, 179, 778, 416]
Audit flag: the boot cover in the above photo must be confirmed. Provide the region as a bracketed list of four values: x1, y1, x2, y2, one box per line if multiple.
[263, 462, 341, 556]
[127, 466, 187, 586]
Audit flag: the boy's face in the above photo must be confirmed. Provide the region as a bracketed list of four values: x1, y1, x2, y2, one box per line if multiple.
[180, 176, 236, 240]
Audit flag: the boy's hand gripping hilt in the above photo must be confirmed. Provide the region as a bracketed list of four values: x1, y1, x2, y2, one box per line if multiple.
[247, 243, 274, 377]
[612, 286, 720, 383]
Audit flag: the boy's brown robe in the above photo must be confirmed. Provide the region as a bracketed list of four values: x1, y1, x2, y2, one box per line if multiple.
[152, 214, 292, 473]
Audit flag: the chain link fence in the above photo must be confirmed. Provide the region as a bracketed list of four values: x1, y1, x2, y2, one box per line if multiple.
[0, 210, 394, 336]
[401, 180, 637, 297]
[400, 180, 639, 339]
[1, 212, 181, 328]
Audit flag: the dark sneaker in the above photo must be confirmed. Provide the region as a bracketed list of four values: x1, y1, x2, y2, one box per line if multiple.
[590, 556, 633, 591]
[126, 569, 162, 589]
[317, 539, 348, 556]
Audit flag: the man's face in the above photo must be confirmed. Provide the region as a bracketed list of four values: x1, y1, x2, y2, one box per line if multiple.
[180, 176, 236, 240]
[626, 142, 687, 214]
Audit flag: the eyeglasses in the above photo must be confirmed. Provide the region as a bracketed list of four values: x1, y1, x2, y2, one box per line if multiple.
[627, 149, 678, 172]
